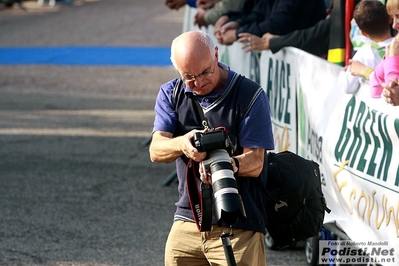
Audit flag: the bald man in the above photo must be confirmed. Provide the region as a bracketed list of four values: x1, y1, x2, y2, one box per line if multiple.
[149, 30, 274, 265]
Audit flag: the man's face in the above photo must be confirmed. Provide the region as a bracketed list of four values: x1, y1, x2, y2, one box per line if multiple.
[178, 54, 217, 96]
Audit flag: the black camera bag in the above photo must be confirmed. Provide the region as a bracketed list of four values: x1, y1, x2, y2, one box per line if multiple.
[264, 151, 331, 248]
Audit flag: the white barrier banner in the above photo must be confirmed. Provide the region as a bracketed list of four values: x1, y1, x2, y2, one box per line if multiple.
[260, 49, 298, 152]
[260, 48, 399, 264]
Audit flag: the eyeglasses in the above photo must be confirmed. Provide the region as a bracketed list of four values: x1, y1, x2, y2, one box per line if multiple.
[182, 59, 216, 82]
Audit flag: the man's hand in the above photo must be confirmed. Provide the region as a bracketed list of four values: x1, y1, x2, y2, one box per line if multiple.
[220, 29, 237, 45]
[194, 8, 208, 28]
[196, 0, 215, 9]
[237, 32, 277, 52]
[181, 130, 207, 162]
[214, 15, 229, 43]
[261, 33, 278, 50]
[199, 161, 212, 184]
[220, 21, 239, 34]
[165, 0, 186, 10]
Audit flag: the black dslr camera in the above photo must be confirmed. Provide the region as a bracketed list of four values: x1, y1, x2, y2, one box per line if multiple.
[192, 128, 246, 226]
[193, 128, 235, 156]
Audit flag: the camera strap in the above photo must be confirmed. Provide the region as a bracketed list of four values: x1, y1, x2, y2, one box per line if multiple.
[186, 159, 213, 232]
[189, 94, 209, 130]
[186, 94, 212, 232]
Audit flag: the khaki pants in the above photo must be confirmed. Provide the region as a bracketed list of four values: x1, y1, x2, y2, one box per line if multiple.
[165, 221, 266, 266]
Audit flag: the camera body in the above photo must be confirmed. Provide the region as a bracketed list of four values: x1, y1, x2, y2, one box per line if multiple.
[193, 128, 235, 155]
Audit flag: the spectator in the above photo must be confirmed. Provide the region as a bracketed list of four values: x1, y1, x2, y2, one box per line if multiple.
[236, 0, 335, 57]
[194, 0, 246, 28]
[149, 30, 274, 265]
[237, 16, 331, 57]
[216, 0, 327, 46]
[368, 0, 399, 98]
[338, 0, 392, 95]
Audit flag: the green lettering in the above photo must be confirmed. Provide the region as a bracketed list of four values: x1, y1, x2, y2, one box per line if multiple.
[367, 109, 379, 176]
[284, 63, 291, 124]
[335, 97, 356, 161]
[377, 114, 392, 181]
[347, 101, 366, 167]
[358, 107, 371, 172]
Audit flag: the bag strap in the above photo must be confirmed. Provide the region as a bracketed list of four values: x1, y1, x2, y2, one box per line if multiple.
[188, 93, 210, 130]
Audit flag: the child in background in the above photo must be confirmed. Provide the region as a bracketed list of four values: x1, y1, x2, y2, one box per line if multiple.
[369, 0, 399, 98]
[338, 0, 393, 95]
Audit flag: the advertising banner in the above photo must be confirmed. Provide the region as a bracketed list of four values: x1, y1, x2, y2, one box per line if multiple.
[260, 48, 399, 265]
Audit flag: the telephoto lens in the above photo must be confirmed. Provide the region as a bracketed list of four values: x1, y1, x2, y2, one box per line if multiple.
[205, 149, 246, 226]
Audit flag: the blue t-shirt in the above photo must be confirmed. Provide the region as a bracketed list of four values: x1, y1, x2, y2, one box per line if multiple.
[152, 63, 274, 233]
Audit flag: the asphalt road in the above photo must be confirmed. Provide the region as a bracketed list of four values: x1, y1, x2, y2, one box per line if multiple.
[0, 1, 309, 265]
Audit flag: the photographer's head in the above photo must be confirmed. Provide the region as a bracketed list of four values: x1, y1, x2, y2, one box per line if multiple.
[170, 30, 223, 96]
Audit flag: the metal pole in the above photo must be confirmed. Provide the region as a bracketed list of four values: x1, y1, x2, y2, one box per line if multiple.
[220, 229, 236, 266]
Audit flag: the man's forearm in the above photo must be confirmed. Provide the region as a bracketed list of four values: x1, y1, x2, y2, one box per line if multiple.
[149, 133, 184, 163]
[234, 148, 264, 177]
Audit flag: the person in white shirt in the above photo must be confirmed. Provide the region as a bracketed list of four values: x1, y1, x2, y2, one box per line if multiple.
[338, 0, 393, 94]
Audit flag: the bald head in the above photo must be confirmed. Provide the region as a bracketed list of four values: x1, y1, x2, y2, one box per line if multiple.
[170, 30, 215, 71]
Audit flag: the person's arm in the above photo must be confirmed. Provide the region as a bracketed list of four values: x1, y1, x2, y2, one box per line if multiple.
[369, 60, 385, 98]
[204, 0, 245, 25]
[338, 48, 371, 94]
[268, 18, 330, 56]
[235, 90, 274, 178]
[233, 147, 264, 178]
[236, 0, 326, 38]
[149, 130, 206, 163]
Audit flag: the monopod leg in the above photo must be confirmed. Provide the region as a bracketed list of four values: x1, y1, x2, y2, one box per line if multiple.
[220, 227, 236, 266]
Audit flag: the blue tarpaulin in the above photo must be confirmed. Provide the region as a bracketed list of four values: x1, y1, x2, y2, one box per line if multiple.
[0, 47, 172, 66]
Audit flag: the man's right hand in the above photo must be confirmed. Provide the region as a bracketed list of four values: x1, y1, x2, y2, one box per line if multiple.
[181, 130, 207, 162]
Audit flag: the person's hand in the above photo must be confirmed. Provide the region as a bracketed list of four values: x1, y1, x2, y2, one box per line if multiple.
[237, 33, 262, 52]
[165, 0, 186, 10]
[199, 162, 212, 184]
[237, 32, 278, 52]
[348, 59, 370, 77]
[220, 29, 237, 45]
[382, 78, 399, 106]
[261, 33, 278, 49]
[181, 130, 207, 162]
[386, 36, 399, 57]
[196, 0, 215, 9]
[214, 15, 229, 43]
[194, 8, 208, 28]
[220, 21, 239, 34]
